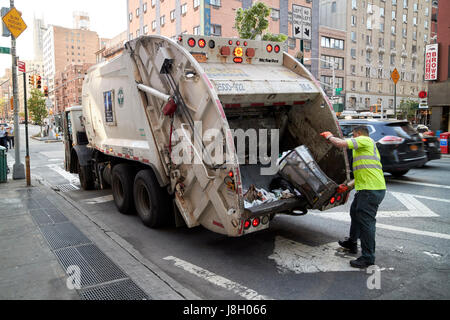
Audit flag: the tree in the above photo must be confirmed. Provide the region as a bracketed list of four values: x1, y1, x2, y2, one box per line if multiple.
[28, 88, 48, 135]
[398, 99, 419, 122]
[235, 2, 288, 42]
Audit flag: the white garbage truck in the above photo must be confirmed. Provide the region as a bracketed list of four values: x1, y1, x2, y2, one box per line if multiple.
[63, 35, 352, 237]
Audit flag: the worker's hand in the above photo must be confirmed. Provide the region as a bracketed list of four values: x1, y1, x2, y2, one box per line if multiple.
[320, 131, 334, 140]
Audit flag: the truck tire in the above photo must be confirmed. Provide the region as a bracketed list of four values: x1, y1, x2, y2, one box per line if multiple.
[134, 169, 171, 228]
[78, 163, 95, 190]
[112, 164, 136, 215]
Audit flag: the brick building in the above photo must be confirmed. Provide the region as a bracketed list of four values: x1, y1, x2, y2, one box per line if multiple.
[54, 63, 93, 114]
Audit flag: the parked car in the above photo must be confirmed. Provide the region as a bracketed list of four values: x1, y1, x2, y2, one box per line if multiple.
[413, 125, 441, 162]
[339, 119, 428, 177]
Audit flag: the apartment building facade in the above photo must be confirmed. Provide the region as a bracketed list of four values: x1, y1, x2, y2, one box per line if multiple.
[126, 0, 313, 62]
[345, 0, 432, 111]
[43, 25, 99, 112]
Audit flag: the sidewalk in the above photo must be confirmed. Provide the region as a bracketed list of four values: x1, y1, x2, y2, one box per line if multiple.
[0, 177, 198, 300]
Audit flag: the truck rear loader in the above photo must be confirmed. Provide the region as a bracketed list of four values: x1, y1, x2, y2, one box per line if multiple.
[63, 35, 352, 237]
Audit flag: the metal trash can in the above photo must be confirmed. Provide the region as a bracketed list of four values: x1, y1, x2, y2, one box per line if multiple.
[278, 145, 338, 209]
[0, 146, 7, 183]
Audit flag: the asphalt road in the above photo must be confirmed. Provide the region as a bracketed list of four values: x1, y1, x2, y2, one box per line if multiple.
[7, 124, 450, 300]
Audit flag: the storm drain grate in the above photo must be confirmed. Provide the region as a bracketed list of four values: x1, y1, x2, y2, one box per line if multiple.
[55, 244, 127, 287]
[30, 208, 69, 226]
[55, 184, 80, 193]
[80, 279, 150, 300]
[40, 222, 91, 250]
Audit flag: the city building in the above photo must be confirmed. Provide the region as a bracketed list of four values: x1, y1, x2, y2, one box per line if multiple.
[428, 0, 449, 132]
[126, 0, 313, 66]
[73, 11, 90, 30]
[54, 63, 93, 114]
[0, 69, 12, 120]
[96, 31, 128, 63]
[320, 0, 432, 113]
[33, 16, 47, 61]
[42, 24, 100, 113]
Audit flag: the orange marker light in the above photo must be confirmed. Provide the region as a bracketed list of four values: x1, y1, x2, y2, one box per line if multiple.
[198, 39, 206, 48]
[234, 47, 244, 57]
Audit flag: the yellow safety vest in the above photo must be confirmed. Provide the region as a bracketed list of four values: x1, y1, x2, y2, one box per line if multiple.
[347, 136, 386, 191]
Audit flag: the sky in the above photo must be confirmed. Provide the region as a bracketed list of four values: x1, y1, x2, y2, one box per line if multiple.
[0, 0, 127, 77]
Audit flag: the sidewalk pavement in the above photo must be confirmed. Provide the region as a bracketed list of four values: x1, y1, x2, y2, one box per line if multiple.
[0, 177, 198, 300]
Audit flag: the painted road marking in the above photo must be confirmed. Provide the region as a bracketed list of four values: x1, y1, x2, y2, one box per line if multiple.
[47, 164, 80, 185]
[83, 195, 114, 204]
[387, 179, 450, 189]
[163, 256, 272, 300]
[375, 223, 450, 240]
[268, 236, 360, 274]
[413, 194, 450, 203]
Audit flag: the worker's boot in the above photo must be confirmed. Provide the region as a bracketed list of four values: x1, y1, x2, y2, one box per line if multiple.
[338, 238, 358, 254]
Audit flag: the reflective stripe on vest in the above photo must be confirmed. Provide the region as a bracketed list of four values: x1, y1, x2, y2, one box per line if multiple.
[353, 164, 383, 171]
[353, 143, 380, 163]
[351, 138, 359, 150]
[352, 138, 382, 172]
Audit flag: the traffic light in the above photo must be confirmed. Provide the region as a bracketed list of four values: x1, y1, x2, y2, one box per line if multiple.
[36, 75, 42, 89]
[28, 75, 35, 87]
[44, 86, 48, 97]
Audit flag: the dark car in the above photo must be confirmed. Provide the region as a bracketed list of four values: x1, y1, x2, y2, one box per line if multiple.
[339, 119, 428, 177]
[413, 125, 441, 162]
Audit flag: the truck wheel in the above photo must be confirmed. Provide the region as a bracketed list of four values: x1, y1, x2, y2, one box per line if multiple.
[78, 163, 95, 190]
[134, 169, 171, 228]
[112, 164, 136, 214]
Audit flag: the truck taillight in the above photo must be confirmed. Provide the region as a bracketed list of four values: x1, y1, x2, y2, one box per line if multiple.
[244, 41, 248, 46]
[234, 47, 244, 57]
[330, 197, 336, 205]
[233, 57, 243, 64]
[274, 45, 280, 53]
[198, 39, 206, 48]
[252, 217, 260, 227]
[228, 40, 233, 45]
[266, 44, 273, 53]
[244, 220, 251, 230]
[220, 46, 230, 56]
[188, 38, 196, 47]
[378, 136, 405, 145]
[246, 48, 255, 57]
[236, 40, 240, 46]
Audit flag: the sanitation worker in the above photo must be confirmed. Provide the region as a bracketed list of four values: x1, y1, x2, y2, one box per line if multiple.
[320, 126, 386, 268]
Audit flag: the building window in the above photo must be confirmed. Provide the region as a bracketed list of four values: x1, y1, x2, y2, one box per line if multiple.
[193, 26, 200, 35]
[143, 2, 147, 13]
[136, 29, 140, 37]
[271, 9, 280, 20]
[210, 0, 221, 6]
[403, 14, 407, 23]
[351, 15, 356, 26]
[160, 15, 165, 26]
[194, 0, 200, 9]
[170, 10, 175, 21]
[288, 37, 296, 49]
[380, 7, 385, 17]
[402, 28, 407, 38]
[211, 24, 222, 36]
[332, 1, 337, 13]
[352, 0, 357, 9]
[181, 3, 187, 15]
[390, 55, 395, 65]
[392, 0, 397, 5]
[136, 8, 140, 17]
[392, 11, 396, 20]
[152, 20, 157, 30]
[351, 48, 356, 58]
[413, 3, 418, 11]
[403, 0, 408, 8]
[320, 36, 344, 50]
[321, 55, 344, 70]
[391, 25, 396, 34]
[151, 0, 156, 7]
[129, 13, 133, 22]
[424, 20, 428, 29]
[144, 25, 148, 35]
[351, 32, 356, 42]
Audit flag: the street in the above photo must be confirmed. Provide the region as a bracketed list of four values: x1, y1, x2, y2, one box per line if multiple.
[5, 124, 449, 300]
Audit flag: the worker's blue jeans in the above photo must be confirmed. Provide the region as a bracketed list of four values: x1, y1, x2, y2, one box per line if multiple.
[349, 189, 386, 264]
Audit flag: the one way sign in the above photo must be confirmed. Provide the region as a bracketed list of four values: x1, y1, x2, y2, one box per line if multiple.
[293, 4, 312, 40]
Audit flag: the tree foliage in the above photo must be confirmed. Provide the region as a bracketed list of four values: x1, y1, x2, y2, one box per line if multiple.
[398, 99, 419, 121]
[28, 88, 48, 129]
[235, 2, 288, 42]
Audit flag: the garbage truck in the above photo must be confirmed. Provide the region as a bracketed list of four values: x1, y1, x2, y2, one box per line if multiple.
[63, 35, 352, 237]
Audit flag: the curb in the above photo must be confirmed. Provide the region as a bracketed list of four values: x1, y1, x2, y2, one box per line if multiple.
[33, 177, 200, 300]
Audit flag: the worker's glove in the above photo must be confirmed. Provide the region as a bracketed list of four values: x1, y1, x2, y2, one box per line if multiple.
[320, 131, 334, 140]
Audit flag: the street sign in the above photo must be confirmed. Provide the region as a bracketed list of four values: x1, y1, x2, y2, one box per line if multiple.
[0, 46, 10, 54]
[419, 103, 428, 109]
[391, 68, 400, 84]
[425, 44, 438, 81]
[292, 4, 312, 40]
[1, 7, 11, 37]
[2, 7, 27, 39]
[18, 60, 25, 73]
[335, 88, 343, 95]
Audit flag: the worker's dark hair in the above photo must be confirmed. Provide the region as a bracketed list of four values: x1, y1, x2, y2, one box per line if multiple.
[353, 126, 369, 136]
